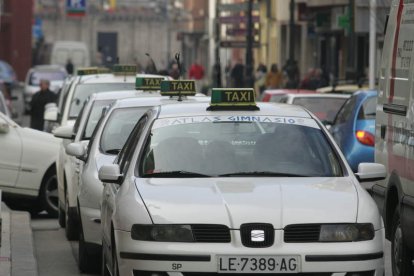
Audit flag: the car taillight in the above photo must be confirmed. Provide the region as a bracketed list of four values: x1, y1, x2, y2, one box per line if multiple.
[356, 130, 375, 146]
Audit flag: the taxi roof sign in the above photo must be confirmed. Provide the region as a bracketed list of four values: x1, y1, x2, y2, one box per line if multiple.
[135, 77, 164, 91]
[208, 88, 259, 110]
[113, 64, 137, 76]
[77, 67, 100, 76]
[160, 80, 196, 96]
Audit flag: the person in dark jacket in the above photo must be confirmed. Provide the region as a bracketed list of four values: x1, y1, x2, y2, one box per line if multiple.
[30, 79, 57, 131]
[230, 59, 245, 88]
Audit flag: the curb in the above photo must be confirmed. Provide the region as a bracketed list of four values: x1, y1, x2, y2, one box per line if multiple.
[0, 203, 38, 276]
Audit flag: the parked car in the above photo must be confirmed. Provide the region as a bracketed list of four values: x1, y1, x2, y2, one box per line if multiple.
[317, 84, 368, 94]
[0, 111, 59, 215]
[24, 65, 67, 112]
[330, 90, 377, 172]
[261, 89, 315, 102]
[50, 41, 90, 69]
[279, 93, 350, 125]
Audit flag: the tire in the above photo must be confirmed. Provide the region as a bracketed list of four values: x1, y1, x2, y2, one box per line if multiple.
[64, 192, 79, 241]
[391, 208, 414, 276]
[78, 216, 101, 273]
[39, 172, 59, 217]
[58, 202, 65, 227]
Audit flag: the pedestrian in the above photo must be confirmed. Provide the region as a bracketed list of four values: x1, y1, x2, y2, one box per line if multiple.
[30, 79, 57, 131]
[65, 59, 74, 75]
[255, 63, 267, 96]
[169, 63, 181, 80]
[283, 59, 300, 89]
[265, 64, 284, 89]
[230, 59, 245, 88]
[189, 61, 205, 91]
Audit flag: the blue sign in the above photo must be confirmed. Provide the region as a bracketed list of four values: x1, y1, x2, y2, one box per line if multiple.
[66, 0, 86, 15]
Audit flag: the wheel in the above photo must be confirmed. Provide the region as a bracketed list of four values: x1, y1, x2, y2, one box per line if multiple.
[39, 172, 59, 217]
[58, 201, 65, 227]
[64, 192, 79, 241]
[391, 208, 414, 276]
[78, 216, 101, 273]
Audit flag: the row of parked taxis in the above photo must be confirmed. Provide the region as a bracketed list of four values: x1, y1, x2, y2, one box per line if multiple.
[22, 63, 389, 276]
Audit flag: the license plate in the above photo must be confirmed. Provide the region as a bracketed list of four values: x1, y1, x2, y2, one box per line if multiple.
[217, 255, 300, 273]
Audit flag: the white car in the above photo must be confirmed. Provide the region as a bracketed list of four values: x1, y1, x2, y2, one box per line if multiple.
[0, 111, 59, 215]
[279, 93, 350, 126]
[24, 65, 67, 112]
[51, 68, 161, 240]
[66, 93, 209, 272]
[55, 90, 162, 241]
[99, 88, 386, 275]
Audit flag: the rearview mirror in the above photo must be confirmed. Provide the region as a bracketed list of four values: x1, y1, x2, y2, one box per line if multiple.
[44, 103, 58, 122]
[98, 164, 123, 184]
[0, 119, 9, 134]
[53, 125, 74, 139]
[66, 142, 86, 160]
[355, 163, 387, 182]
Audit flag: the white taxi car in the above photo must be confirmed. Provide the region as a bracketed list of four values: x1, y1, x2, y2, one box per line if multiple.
[67, 80, 208, 272]
[0, 111, 59, 215]
[99, 86, 386, 275]
[51, 66, 166, 239]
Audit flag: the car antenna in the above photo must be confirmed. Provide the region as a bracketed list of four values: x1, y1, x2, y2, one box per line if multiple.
[175, 53, 183, 102]
[145, 53, 158, 74]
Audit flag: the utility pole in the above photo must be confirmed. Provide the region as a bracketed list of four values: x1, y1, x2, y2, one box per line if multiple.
[245, 0, 254, 88]
[369, 0, 377, 89]
[214, 0, 222, 88]
[289, 0, 295, 61]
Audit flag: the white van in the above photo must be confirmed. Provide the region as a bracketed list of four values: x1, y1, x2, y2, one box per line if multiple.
[373, 1, 414, 275]
[50, 41, 90, 70]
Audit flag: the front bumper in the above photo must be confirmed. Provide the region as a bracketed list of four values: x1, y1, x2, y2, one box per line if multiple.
[115, 228, 384, 275]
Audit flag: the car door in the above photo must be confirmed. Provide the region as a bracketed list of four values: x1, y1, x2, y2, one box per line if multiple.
[330, 95, 356, 148]
[0, 113, 22, 188]
[102, 115, 149, 247]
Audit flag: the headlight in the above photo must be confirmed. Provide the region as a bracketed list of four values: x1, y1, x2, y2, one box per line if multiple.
[131, 224, 194, 242]
[319, 224, 374, 242]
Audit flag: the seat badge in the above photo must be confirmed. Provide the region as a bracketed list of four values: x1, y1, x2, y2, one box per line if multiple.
[251, 230, 265, 242]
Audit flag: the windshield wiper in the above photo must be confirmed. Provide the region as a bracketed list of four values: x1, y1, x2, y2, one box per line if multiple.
[218, 171, 311, 177]
[143, 171, 211, 178]
[105, 149, 121, 155]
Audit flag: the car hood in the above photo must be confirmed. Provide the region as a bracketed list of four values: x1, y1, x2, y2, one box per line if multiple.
[136, 177, 358, 228]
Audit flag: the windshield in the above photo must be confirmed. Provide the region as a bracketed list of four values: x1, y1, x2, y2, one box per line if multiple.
[29, 71, 66, 85]
[82, 100, 113, 140]
[69, 83, 134, 119]
[139, 116, 343, 177]
[292, 97, 347, 123]
[100, 107, 151, 154]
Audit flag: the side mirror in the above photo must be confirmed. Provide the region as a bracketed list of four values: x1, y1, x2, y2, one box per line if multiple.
[0, 119, 10, 134]
[66, 142, 86, 160]
[44, 103, 58, 122]
[53, 125, 74, 139]
[98, 164, 123, 184]
[355, 163, 387, 182]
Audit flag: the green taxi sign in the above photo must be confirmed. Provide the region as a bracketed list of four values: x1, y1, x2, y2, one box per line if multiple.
[209, 88, 259, 110]
[77, 67, 99, 76]
[113, 64, 137, 76]
[135, 77, 164, 91]
[160, 80, 196, 96]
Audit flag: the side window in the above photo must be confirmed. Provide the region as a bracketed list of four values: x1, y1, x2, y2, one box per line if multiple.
[357, 96, 377, 120]
[72, 100, 87, 135]
[335, 96, 356, 125]
[117, 116, 148, 174]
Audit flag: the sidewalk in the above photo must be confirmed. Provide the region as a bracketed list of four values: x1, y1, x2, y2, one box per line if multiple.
[0, 203, 38, 276]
